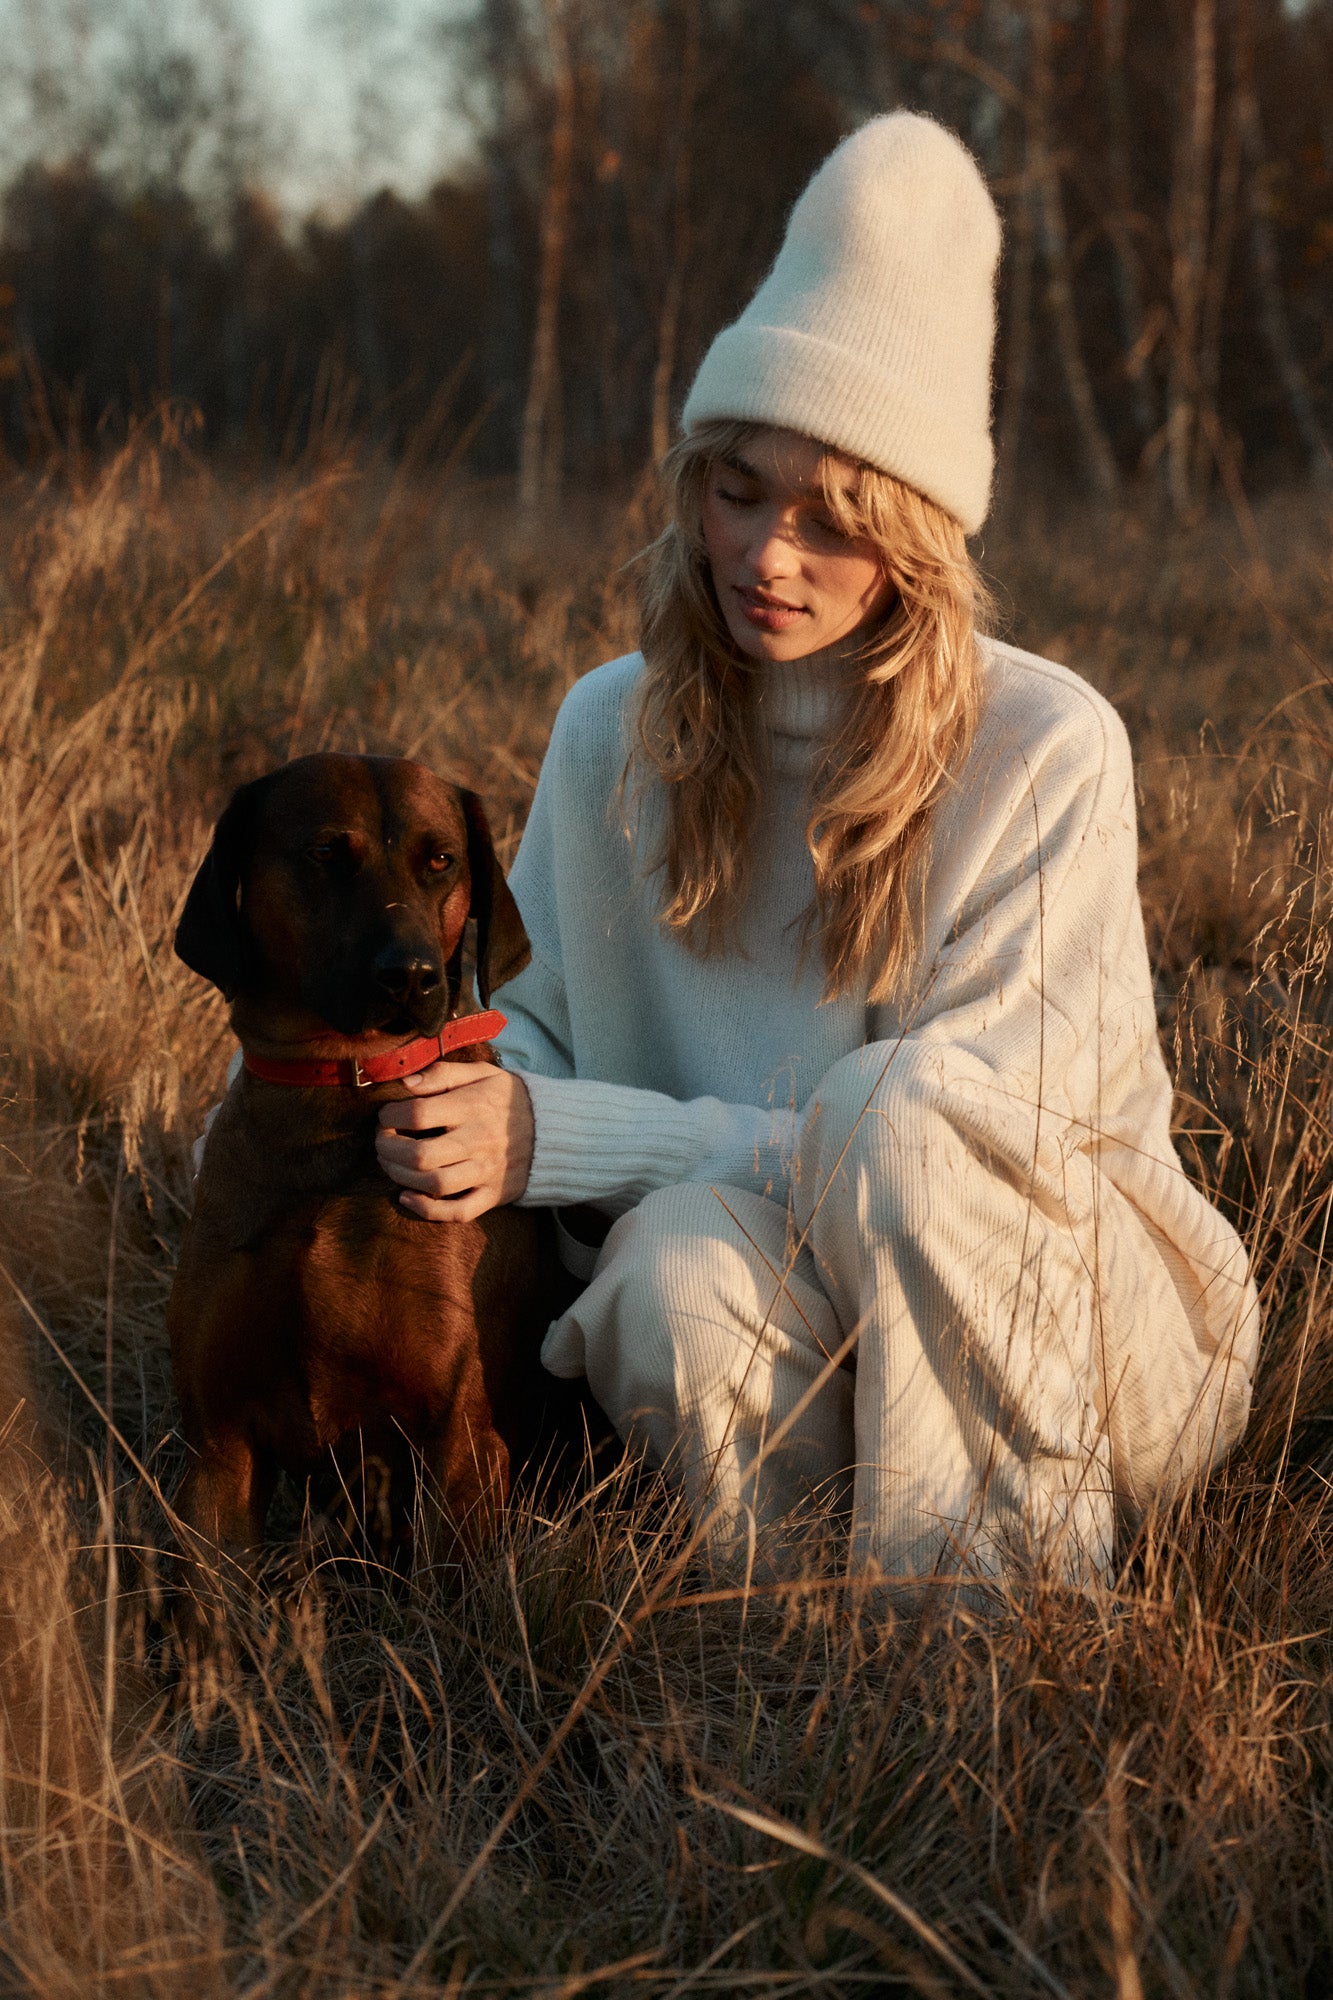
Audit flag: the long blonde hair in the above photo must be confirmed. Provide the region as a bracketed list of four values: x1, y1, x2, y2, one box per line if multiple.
[631, 419, 992, 1003]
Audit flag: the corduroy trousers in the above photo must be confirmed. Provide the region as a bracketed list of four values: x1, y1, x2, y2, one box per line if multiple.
[540, 1054, 1231, 1586]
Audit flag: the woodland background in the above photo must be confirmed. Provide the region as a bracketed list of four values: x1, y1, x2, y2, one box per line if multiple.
[2, 0, 1332, 525]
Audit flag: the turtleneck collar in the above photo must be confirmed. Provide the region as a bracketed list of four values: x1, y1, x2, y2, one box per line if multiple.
[751, 646, 860, 773]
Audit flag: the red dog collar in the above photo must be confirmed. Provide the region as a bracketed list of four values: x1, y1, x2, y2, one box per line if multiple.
[241, 1010, 508, 1090]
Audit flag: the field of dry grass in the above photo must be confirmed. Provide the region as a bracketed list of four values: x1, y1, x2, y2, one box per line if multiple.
[1, 413, 1332, 1996]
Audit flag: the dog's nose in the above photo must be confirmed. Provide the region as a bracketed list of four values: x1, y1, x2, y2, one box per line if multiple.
[371, 946, 442, 1006]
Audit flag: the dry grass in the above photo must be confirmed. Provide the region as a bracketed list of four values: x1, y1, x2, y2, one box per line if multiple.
[1, 414, 1332, 1995]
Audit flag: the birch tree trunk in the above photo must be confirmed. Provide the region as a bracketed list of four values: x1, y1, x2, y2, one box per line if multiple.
[482, 0, 526, 469]
[993, 13, 1035, 530]
[1193, 80, 1243, 498]
[649, 0, 700, 466]
[349, 204, 388, 423]
[1234, 0, 1332, 484]
[1165, 0, 1216, 517]
[518, 0, 576, 532]
[1027, 0, 1120, 502]
[1099, 0, 1156, 443]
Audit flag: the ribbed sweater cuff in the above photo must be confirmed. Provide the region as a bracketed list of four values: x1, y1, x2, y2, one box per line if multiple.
[517, 1070, 797, 1212]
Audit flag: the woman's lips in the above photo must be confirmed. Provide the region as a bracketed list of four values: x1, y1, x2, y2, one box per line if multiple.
[734, 587, 806, 632]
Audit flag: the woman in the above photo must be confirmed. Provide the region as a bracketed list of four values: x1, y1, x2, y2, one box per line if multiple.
[376, 112, 1259, 1587]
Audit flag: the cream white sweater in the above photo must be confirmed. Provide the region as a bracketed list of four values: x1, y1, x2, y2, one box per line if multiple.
[497, 641, 1259, 1393]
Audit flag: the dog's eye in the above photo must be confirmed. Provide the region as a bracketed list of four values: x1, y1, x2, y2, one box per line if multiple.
[425, 850, 455, 876]
[306, 835, 357, 870]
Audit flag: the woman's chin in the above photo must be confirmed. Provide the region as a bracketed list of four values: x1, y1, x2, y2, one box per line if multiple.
[725, 618, 824, 665]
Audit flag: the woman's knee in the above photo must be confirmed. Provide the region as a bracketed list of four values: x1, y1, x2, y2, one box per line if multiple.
[600, 1184, 736, 1331]
[797, 1054, 955, 1231]
[585, 1181, 825, 1419]
[578, 1182, 746, 1423]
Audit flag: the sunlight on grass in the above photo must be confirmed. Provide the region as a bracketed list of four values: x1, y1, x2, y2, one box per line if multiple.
[1, 415, 1331, 1993]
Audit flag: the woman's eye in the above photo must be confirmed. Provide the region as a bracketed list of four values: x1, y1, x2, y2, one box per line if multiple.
[717, 487, 756, 506]
[307, 842, 335, 863]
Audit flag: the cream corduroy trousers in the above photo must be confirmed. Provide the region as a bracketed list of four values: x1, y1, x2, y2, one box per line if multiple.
[541, 1057, 1231, 1586]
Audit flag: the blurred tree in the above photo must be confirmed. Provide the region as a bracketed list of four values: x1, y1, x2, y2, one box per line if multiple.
[1165, 0, 1218, 514]
[648, 0, 700, 465]
[518, 0, 575, 529]
[0, 0, 1330, 507]
[1027, 0, 1121, 501]
[475, 0, 533, 469]
[0, 284, 17, 398]
[1098, 0, 1156, 447]
[3, 0, 271, 208]
[1234, 0, 1332, 483]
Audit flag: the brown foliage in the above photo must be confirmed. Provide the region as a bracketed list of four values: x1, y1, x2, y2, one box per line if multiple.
[1, 420, 1331, 1993]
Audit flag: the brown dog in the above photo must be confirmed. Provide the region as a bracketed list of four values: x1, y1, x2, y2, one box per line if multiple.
[168, 752, 591, 1567]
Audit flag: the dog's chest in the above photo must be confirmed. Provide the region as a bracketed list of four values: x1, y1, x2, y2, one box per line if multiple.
[264, 1185, 490, 1437]
[182, 1108, 554, 1471]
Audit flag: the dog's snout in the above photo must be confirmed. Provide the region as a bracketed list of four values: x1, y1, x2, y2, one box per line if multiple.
[371, 945, 442, 1006]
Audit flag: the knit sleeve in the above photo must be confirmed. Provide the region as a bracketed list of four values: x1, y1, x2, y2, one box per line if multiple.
[514, 1073, 797, 1216]
[806, 682, 1154, 1183]
[493, 677, 798, 1216]
[499, 938, 799, 1215]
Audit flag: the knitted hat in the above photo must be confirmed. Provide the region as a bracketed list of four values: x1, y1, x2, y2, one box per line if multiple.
[680, 112, 1001, 534]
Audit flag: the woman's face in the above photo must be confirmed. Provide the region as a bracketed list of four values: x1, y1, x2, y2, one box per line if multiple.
[699, 427, 892, 663]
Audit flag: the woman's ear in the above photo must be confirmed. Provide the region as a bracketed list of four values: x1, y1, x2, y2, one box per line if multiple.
[174, 779, 265, 999]
[460, 790, 531, 1006]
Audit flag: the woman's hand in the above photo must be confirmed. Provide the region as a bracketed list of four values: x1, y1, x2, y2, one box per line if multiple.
[375, 1063, 535, 1223]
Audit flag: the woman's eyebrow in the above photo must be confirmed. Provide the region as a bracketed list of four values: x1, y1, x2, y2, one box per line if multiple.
[718, 453, 763, 482]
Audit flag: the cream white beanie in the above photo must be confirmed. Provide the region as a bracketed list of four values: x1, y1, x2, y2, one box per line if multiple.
[681, 112, 1001, 534]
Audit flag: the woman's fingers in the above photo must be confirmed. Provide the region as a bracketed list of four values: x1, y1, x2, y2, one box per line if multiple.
[397, 1188, 494, 1224]
[376, 1107, 498, 1180]
[378, 1061, 494, 1129]
[374, 1067, 534, 1220]
[382, 1156, 483, 1199]
[376, 1128, 470, 1174]
[376, 1139, 492, 1199]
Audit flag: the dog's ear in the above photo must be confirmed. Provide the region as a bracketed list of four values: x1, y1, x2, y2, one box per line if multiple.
[460, 790, 531, 1007]
[174, 779, 265, 999]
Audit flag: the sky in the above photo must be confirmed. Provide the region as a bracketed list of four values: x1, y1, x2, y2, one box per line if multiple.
[1, 0, 478, 217]
[244, 0, 475, 210]
[3, 0, 1324, 218]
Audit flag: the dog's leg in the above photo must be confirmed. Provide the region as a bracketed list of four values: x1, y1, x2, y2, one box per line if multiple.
[170, 1432, 275, 1657]
[416, 1423, 511, 1578]
[174, 1430, 275, 1563]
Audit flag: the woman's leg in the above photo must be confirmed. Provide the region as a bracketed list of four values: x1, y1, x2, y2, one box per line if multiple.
[542, 1182, 854, 1542]
[793, 1048, 1191, 1588]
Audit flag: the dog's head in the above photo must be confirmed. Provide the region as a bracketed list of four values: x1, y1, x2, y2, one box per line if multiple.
[175, 754, 530, 1037]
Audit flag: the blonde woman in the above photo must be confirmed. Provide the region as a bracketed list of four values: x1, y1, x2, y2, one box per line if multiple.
[376, 113, 1259, 1587]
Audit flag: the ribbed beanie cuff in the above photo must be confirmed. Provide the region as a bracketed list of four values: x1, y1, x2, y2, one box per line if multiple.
[681, 112, 1001, 533]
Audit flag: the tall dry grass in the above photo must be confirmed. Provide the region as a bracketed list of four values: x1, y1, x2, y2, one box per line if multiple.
[1, 413, 1332, 1995]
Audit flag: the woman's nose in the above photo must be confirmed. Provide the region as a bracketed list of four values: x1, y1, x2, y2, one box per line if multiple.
[744, 508, 802, 577]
